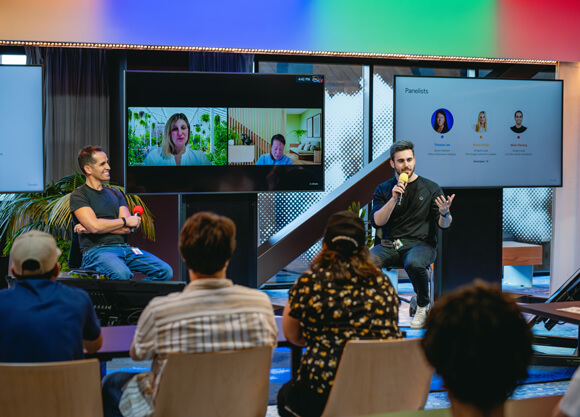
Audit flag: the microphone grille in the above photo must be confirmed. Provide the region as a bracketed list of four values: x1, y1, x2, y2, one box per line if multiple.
[399, 172, 409, 183]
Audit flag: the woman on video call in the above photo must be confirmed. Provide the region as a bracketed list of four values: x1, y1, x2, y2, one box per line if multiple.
[143, 113, 211, 166]
[433, 109, 449, 134]
[256, 134, 294, 165]
[475, 110, 487, 133]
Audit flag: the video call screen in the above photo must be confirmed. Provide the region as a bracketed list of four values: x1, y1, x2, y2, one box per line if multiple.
[125, 72, 325, 194]
[394, 75, 563, 188]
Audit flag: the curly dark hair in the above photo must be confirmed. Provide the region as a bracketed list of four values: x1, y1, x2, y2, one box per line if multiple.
[421, 280, 533, 413]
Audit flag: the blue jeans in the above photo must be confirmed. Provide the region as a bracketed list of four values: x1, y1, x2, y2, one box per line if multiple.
[102, 371, 137, 417]
[82, 244, 173, 281]
[370, 240, 436, 307]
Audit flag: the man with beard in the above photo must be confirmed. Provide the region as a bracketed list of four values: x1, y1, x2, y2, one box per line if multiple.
[370, 140, 454, 329]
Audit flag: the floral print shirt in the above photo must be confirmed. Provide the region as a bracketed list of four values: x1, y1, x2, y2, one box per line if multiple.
[288, 268, 402, 395]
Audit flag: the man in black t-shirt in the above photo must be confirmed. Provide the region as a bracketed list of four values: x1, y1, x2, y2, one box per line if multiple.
[510, 110, 527, 134]
[69, 146, 172, 281]
[370, 140, 454, 329]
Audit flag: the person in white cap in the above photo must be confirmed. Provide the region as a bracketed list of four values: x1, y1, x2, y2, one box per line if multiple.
[0, 230, 102, 362]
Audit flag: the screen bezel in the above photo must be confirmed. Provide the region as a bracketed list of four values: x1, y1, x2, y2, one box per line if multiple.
[124, 71, 325, 194]
[393, 75, 563, 189]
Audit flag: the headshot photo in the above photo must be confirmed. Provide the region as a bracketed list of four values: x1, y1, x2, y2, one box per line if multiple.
[431, 108, 453, 134]
[510, 110, 527, 133]
[475, 110, 487, 133]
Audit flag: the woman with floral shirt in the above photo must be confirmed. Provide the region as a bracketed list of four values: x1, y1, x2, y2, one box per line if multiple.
[277, 210, 403, 417]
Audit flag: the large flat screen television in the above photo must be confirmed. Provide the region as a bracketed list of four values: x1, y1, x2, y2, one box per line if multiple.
[125, 71, 324, 194]
[0, 65, 44, 192]
[394, 75, 563, 188]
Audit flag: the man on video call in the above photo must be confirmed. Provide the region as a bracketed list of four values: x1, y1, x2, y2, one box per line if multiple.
[370, 140, 454, 329]
[69, 145, 172, 281]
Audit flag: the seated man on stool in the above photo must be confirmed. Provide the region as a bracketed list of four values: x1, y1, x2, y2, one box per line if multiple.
[101, 211, 278, 417]
[70, 145, 172, 281]
[370, 140, 454, 329]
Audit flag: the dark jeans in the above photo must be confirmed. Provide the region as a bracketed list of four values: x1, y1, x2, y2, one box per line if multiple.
[370, 240, 436, 307]
[102, 371, 138, 417]
[277, 380, 329, 417]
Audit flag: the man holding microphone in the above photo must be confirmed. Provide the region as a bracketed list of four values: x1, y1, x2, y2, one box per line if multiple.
[370, 140, 454, 329]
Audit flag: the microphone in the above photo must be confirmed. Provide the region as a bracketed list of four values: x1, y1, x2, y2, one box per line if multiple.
[397, 172, 409, 206]
[131, 206, 143, 233]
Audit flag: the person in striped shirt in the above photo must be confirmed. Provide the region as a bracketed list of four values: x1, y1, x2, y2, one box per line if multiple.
[102, 211, 278, 417]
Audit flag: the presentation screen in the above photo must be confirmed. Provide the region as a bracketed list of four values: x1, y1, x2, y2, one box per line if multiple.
[0, 65, 44, 192]
[394, 75, 563, 188]
[125, 71, 324, 194]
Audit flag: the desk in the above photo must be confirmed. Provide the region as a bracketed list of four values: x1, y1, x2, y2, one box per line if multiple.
[88, 317, 302, 377]
[518, 301, 580, 366]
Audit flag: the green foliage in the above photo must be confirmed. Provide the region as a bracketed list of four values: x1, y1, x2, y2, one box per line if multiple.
[127, 110, 154, 166]
[0, 174, 156, 270]
[200, 113, 210, 123]
[290, 129, 308, 142]
[348, 201, 374, 248]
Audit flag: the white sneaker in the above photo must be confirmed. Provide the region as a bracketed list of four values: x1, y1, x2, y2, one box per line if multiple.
[410, 305, 430, 329]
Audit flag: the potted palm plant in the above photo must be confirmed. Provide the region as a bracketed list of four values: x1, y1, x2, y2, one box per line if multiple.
[0, 173, 155, 271]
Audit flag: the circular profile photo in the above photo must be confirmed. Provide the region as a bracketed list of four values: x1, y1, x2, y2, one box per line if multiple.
[431, 108, 453, 134]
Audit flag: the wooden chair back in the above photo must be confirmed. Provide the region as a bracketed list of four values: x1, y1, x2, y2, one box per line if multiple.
[0, 358, 103, 417]
[321, 338, 434, 417]
[153, 345, 273, 417]
[505, 394, 563, 417]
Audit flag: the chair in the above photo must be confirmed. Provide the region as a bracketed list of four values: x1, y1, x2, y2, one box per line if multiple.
[504, 394, 563, 417]
[0, 358, 103, 417]
[320, 338, 434, 417]
[153, 345, 273, 417]
[66, 221, 108, 278]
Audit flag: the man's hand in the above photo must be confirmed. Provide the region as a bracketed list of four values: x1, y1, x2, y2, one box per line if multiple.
[74, 223, 87, 234]
[391, 178, 407, 200]
[125, 215, 141, 229]
[436, 194, 455, 215]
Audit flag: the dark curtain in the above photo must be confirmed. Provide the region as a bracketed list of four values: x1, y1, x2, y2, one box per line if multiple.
[25, 47, 109, 182]
[189, 52, 254, 72]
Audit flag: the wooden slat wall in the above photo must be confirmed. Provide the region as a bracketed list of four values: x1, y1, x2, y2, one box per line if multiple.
[228, 108, 285, 162]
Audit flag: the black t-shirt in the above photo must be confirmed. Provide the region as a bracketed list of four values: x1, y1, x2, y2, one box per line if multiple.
[69, 184, 127, 251]
[510, 125, 527, 133]
[370, 176, 444, 246]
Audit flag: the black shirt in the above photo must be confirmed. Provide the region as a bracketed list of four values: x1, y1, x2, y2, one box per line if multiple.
[370, 176, 444, 246]
[69, 184, 127, 251]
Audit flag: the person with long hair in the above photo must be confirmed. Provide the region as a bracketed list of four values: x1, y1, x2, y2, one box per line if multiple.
[433, 109, 450, 134]
[475, 111, 487, 133]
[144, 113, 211, 166]
[277, 210, 402, 417]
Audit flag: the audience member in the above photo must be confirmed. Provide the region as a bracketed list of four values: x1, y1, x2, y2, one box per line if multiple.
[421, 280, 533, 417]
[101, 211, 278, 417]
[70, 145, 173, 281]
[0, 230, 102, 362]
[277, 210, 403, 417]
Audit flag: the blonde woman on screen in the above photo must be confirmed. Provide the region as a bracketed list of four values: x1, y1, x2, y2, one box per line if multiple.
[475, 111, 487, 133]
[144, 113, 211, 166]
